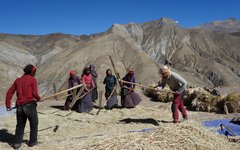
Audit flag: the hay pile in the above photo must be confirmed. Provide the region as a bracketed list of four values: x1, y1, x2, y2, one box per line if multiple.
[83, 121, 240, 150]
[223, 93, 240, 113]
[1, 98, 240, 150]
[144, 87, 173, 102]
[185, 89, 240, 114]
[144, 87, 240, 113]
[184, 90, 223, 112]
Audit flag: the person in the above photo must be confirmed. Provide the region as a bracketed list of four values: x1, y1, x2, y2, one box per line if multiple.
[156, 65, 188, 123]
[64, 70, 81, 110]
[77, 67, 95, 113]
[103, 69, 118, 109]
[121, 68, 142, 108]
[5, 64, 41, 149]
[89, 64, 98, 102]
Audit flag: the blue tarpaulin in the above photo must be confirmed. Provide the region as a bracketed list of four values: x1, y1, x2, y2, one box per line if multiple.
[128, 128, 155, 133]
[202, 119, 240, 136]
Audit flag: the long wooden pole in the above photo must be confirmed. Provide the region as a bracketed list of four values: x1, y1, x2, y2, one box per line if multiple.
[69, 85, 86, 108]
[109, 56, 121, 86]
[69, 87, 94, 109]
[96, 90, 104, 115]
[53, 83, 58, 101]
[119, 79, 175, 94]
[106, 85, 117, 101]
[58, 93, 72, 100]
[96, 85, 117, 115]
[40, 84, 83, 101]
[119, 79, 156, 90]
[220, 124, 238, 136]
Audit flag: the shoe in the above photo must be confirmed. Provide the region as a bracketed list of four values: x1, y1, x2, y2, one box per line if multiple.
[27, 141, 38, 147]
[11, 143, 21, 149]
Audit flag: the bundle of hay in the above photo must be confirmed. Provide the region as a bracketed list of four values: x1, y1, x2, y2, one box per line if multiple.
[145, 86, 240, 114]
[185, 88, 240, 113]
[144, 87, 173, 102]
[223, 93, 240, 113]
[184, 90, 223, 112]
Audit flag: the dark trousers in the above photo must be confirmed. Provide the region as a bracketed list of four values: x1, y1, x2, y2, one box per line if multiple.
[172, 92, 187, 122]
[15, 102, 38, 144]
[64, 96, 72, 110]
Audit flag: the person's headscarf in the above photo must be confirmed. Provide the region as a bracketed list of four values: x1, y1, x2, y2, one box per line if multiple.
[23, 64, 36, 76]
[89, 64, 95, 71]
[69, 70, 76, 76]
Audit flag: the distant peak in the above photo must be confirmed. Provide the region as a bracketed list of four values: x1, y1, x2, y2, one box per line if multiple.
[141, 17, 178, 29]
[107, 24, 129, 35]
[151, 17, 177, 25]
[159, 17, 176, 23]
[196, 18, 240, 33]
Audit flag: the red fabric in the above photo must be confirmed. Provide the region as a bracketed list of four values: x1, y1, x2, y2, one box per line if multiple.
[69, 70, 76, 76]
[171, 93, 187, 122]
[32, 66, 36, 74]
[5, 75, 40, 108]
[81, 74, 95, 89]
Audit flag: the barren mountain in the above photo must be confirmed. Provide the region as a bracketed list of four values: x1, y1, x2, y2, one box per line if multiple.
[0, 18, 240, 100]
[116, 18, 240, 87]
[196, 18, 240, 33]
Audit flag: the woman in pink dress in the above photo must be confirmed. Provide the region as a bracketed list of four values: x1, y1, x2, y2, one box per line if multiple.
[77, 67, 95, 113]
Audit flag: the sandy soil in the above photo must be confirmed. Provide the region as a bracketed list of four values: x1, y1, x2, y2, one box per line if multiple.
[1, 92, 240, 150]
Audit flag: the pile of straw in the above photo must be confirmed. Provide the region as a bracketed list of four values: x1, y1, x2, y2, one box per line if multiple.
[84, 121, 240, 150]
[184, 90, 223, 112]
[144, 87, 173, 102]
[144, 87, 240, 113]
[223, 93, 240, 113]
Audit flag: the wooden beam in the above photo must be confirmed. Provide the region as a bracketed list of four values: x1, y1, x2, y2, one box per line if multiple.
[96, 90, 104, 115]
[120, 79, 175, 93]
[40, 84, 83, 101]
[109, 56, 122, 86]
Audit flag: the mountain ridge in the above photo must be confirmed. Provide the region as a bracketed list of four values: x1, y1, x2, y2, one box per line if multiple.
[0, 17, 240, 100]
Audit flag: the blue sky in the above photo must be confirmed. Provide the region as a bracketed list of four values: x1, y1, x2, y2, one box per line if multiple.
[0, 0, 239, 35]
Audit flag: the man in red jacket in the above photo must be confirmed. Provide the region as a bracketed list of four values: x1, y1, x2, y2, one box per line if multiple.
[5, 64, 41, 149]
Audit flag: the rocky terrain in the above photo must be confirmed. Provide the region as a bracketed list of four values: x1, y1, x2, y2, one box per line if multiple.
[0, 18, 240, 100]
[196, 18, 240, 33]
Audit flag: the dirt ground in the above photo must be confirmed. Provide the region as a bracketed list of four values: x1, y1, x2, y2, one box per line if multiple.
[1, 92, 240, 150]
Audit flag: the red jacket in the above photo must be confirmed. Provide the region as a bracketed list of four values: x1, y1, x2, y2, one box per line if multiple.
[5, 75, 40, 108]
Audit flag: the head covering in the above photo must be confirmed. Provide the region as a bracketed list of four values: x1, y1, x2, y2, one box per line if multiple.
[89, 64, 95, 70]
[69, 70, 76, 76]
[32, 65, 36, 74]
[23, 64, 37, 75]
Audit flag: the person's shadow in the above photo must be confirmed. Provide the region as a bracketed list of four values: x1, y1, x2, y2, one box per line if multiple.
[0, 129, 14, 145]
[119, 118, 160, 126]
[50, 105, 64, 110]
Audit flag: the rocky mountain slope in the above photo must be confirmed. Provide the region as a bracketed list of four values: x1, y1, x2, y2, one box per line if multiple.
[0, 18, 240, 100]
[114, 18, 240, 87]
[196, 18, 240, 33]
